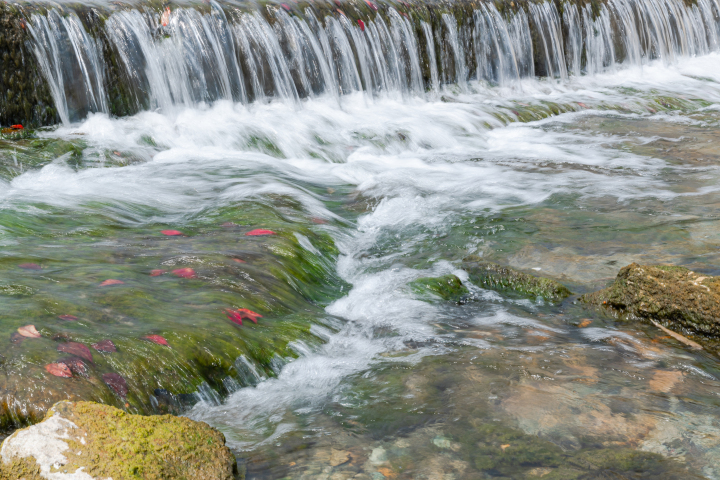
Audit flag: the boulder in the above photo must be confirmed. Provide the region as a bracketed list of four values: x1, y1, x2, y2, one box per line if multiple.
[462, 256, 572, 302]
[409, 274, 469, 302]
[0, 401, 237, 480]
[582, 263, 720, 338]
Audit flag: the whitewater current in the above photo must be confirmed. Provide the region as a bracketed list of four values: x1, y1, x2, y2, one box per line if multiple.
[4, 53, 720, 463]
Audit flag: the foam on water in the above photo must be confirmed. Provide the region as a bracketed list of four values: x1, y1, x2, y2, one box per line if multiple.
[4, 54, 720, 448]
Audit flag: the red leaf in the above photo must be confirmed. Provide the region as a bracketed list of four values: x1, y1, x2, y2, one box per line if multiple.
[58, 315, 78, 321]
[11, 124, 23, 130]
[232, 258, 246, 263]
[46, 363, 72, 378]
[103, 373, 128, 397]
[100, 279, 125, 287]
[237, 308, 262, 324]
[245, 229, 276, 236]
[225, 309, 243, 326]
[59, 357, 88, 376]
[358, 19, 365, 31]
[161, 230, 183, 236]
[57, 342, 94, 363]
[150, 269, 167, 277]
[144, 334, 169, 346]
[172, 268, 196, 279]
[17, 325, 41, 338]
[92, 339, 116, 353]
[18, 263, 41, 270]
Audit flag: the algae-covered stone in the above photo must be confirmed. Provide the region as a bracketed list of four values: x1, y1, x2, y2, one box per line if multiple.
[0, 401, 237, 480]
[462, 256, 571, 302]
[582, 263, 720, 337]
[409, 274, 468, 302]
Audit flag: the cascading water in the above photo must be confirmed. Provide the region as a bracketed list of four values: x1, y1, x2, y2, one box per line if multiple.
[20, 0, 720, 122]
[5, 0, 720, 477]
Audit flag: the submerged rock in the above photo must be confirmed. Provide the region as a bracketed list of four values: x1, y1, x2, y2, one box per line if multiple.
[583, 263, 720, 338]
[0, 401, 237, 480]
[462, 256, 572, 302]
[409, 274, 469, 302]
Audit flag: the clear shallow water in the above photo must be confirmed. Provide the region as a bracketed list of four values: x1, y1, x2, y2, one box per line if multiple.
[4, 54, 720, 477]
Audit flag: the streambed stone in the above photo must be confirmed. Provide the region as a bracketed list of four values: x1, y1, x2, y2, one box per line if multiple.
[0, 401, 237, 479]
[582, 263, 720, 340]
[462, 255, 572, 302]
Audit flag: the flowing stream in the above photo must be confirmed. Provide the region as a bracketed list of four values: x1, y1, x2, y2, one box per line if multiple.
[3, 0, 720, 478]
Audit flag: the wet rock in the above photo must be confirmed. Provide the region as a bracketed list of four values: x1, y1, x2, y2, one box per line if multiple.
[409, 274, 468, 302]
[582, 263, 720, 338]
[462, 256, 572, 302]
[0, 401, 237, 480]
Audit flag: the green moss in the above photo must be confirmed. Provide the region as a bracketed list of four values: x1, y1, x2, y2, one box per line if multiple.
[0, 401, 237, 480]
[409, 274, 468, 302]
[462, 255, 572, 302]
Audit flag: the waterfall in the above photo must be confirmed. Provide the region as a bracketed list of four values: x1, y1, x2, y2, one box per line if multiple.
[18, 0, 720, 125]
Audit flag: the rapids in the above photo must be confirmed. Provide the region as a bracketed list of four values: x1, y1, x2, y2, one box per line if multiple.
[3, 0, 720, 478]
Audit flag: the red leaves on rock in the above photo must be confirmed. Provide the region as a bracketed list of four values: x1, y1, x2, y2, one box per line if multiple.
[11, 125, 23, 130]
[150, 269, 167, 277]
[161, 230, 183, 236]
[225, 308, 262, 325]
[58, 315, 78, 321]
[358, 19, 365, 31]
[46, 363, 72, 378]
[59, 357, 88, 376]
[245, 229, 276, 236]
[57, 342, 93, 363]
[92, 339, 116, 353]
[100, 279, 125, 287]
[103, 373, 128, 397]
[18, 263, 41, 270]
[17, 325, 41, 338]
[172, 268, 196, 278]
[144, 334, 169, 346]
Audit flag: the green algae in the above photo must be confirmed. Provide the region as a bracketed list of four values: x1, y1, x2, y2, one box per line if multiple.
[0, 401, 237, 480]
[462, 255, 572, 302]
[409, 274, 468, 302]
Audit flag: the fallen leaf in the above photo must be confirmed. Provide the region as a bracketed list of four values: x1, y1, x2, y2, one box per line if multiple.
[578, 319, 592, 328]
[237, 308, 262, 324]
[232, 258, 246, 263]
[501, 444, 511, 451]
[225, 309, 243, 325]
[58, 315, 79, 321]
[357, 19, 365, 31]
[46, 363, 72, 378]
[161, 230, 183, 236]
[103, 373, 128, 397]
[650, 320, 702, 350]
[144, 334, 169, 346]
[57, 342, 94, 363]
[100, 279, 125, 287]
[172, 268, 196, 278]
[59, 357, 88, 376]
[245, 229, 276, 236]
[17, 325, 41, 338]
[92, 339, 116, 353]
[18, 263, 41, 270]
[577, 102, 589, 109]
[150, 269, 167, 277]
[11, 124, 23, 130]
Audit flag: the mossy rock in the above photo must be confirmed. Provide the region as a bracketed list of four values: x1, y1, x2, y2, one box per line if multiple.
[582, 263, 720, 338]
[462, 256, 572, 302]
[0, 401, 237, 479]
[409, 274, 468, 302]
